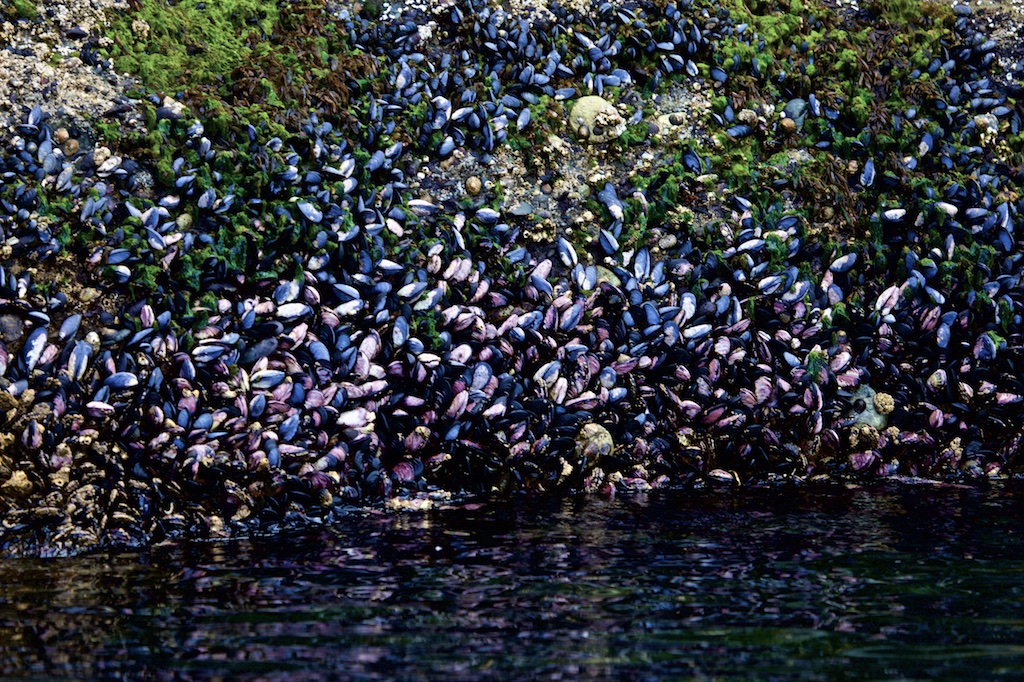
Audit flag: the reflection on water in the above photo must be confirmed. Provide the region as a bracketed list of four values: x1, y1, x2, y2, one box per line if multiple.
[3, 482, 1024, 680]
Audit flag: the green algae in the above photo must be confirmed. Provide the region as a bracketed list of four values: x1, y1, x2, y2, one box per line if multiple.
[104, 0, 377, 138]
[0, 0, 36, 20]
[105, 0, 278, 95]
[652, 0, 963, 251]
[865, 0, 930, 24]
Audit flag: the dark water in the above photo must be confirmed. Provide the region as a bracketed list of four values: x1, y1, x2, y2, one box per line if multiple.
[3, 482, 1024, 680]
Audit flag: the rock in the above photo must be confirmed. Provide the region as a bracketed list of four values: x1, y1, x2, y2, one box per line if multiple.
[159, 97, 187, 119]
[0, 314, 24, 344]
[849, 386, 887, 430]
[849, 423, 881, 451]
[656, 113, 686, 132]
[974, 114, 1000, 147]
[387, 496, 434, 511]
[583, 466, 606, 494]
[0, 392, 20, 424]
[569, 96, 626, 144]
[131, 18, 151, 39]
[79, 287, 101, 303]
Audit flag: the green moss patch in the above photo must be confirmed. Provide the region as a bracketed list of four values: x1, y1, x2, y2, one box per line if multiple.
[105, 0, 379, 136]
[106, 0, 278, 94]
[0, 0, 36, 20]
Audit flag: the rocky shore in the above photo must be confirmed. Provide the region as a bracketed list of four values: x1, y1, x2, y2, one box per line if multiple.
[0, 0, 1022, 555]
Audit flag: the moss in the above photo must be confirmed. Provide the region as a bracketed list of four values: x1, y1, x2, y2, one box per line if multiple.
[412, 310, 445, 348]
[259, 78, 286, 109]
[684, 0, 964, 249]
[177, 253, 202, 291]
[997, 299, 1014, 332]
[55, 222, 72, 247]
[619, 197, 651, 249]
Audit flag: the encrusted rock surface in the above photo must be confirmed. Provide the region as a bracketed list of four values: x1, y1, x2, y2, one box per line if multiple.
[0, 0, 141, 129]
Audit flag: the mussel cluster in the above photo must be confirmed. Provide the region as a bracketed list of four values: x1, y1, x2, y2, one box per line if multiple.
[0, 0, 1022, 553]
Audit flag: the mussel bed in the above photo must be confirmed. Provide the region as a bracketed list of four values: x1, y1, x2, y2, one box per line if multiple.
[0, 0, 1023, 554]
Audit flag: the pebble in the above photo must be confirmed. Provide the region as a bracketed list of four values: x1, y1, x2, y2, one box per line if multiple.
[0, 314, 24, 343]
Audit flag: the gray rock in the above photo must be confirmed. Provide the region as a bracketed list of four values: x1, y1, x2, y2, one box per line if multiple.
[569, 96, 626, 144]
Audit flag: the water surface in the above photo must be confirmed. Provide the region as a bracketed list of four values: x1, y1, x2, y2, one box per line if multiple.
[3, 481, 1024, 680]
